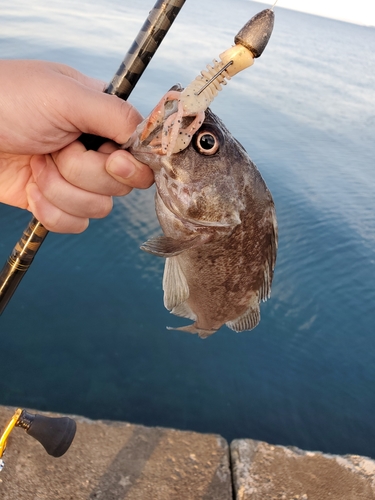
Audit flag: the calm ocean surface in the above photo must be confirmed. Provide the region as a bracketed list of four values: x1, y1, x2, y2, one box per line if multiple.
[1, 0, 375, 457]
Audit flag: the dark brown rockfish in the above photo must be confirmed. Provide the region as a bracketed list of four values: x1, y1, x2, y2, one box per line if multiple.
[127, 103, 277, 338]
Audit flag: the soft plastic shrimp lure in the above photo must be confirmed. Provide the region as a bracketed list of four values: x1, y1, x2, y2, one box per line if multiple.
[137, 4, 276, 156]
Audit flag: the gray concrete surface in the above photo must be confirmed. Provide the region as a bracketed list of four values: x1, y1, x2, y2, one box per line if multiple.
[1, 405, 375, 500]
[0, 406, 232, 500]
[231, 439, 375, 500]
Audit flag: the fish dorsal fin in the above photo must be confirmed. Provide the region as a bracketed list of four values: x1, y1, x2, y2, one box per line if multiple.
[141, 234, 206, 257]
[163, 257, 190, 310]
[171, 301, 197, 321]
[226, 302, 260, 332]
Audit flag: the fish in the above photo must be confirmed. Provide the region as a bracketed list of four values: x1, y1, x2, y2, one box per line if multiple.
[126, 85, 278, 338]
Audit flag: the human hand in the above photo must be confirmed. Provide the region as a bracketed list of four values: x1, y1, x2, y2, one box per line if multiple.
[0, 59, 154, 233]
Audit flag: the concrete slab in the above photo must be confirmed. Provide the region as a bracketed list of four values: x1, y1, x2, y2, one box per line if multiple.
[0, 406, 232, 500]
[231, 439, 375, 500]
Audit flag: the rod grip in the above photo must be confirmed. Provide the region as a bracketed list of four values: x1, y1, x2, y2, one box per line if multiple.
[79, 133, 107, 151]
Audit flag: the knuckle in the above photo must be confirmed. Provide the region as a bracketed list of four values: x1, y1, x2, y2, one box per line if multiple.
[39, 211, 63, 233]
[38, 206, 89, 234]
[91, 196, 113, 218]
[44, 214, 89, 234]
[72, 218, 90, 234]
[58, 150, 84, 185]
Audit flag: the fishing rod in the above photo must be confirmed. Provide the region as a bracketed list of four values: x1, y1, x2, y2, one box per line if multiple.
[0, 0, 186, 315]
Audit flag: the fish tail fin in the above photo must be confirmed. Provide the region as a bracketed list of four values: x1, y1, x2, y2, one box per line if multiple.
[166, 323, 217, 339]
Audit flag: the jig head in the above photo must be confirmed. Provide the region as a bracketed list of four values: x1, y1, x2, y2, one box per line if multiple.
[135, 5, 276, 156]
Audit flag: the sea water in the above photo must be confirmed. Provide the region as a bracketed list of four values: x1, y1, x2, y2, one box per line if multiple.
[0, 0, 374, 458]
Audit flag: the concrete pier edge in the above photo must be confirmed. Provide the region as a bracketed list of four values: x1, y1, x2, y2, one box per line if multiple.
[0, 405, 374, 499]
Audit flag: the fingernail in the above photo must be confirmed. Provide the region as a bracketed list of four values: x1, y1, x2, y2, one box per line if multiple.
[107, 154, 136, 180]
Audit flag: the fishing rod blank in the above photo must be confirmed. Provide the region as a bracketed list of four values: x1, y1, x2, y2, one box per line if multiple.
[0, 0, 186, 315]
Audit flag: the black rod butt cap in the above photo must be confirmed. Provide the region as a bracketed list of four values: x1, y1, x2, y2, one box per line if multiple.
[235, 9, 275, 58]
[26, 414, 77, 457]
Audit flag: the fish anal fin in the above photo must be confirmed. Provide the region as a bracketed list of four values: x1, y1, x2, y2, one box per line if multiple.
[226, 303, 260, 332]
[166, 323, 217, 339]
[141, 234, 206, 257]
[163, 257, 189, 310]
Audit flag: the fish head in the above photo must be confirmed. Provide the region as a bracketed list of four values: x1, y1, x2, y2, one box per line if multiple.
[127, 97, 249, 229]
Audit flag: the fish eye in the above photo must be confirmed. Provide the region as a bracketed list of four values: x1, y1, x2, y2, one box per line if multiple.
[193, 130, 220, 156]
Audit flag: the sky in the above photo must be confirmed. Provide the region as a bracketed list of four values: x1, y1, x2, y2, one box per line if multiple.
[251, 0, 375, 27]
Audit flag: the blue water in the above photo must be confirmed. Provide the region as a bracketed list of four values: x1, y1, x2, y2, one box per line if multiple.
[1, 0, 375, 458]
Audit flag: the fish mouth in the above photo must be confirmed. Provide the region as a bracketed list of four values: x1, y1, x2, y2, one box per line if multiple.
[123, 83, 201, 157]
[124, 111, 197, 161]
[123, 100, 179, 156]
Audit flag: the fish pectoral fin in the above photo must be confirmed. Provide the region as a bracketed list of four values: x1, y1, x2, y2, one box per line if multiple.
[171, 301, 196, 321]
[166, 323, 217, 339]
[163, 258, 190, 310]
[226, 302, 260, 332]
[140, 234, 207, 257]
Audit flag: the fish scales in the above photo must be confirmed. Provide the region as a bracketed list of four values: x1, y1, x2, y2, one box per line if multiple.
[128, 103, 277, 338]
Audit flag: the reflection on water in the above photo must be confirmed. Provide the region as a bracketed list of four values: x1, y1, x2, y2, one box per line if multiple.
[0, 0, 375, 457]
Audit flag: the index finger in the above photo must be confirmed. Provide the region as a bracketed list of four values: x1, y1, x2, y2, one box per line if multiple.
[56, 80, 144, 145]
